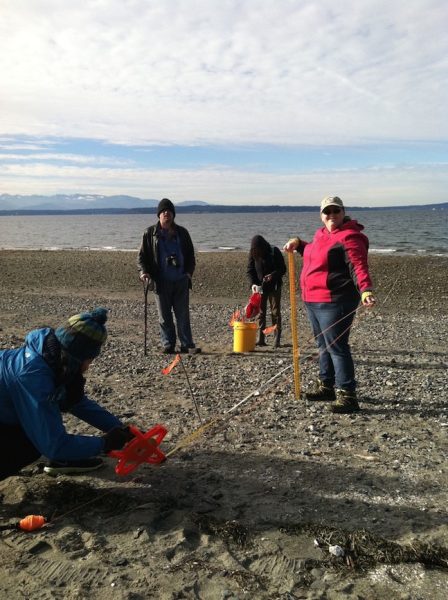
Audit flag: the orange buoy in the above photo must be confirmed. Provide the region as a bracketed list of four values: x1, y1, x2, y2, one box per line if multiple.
[19, 515, 46, 532]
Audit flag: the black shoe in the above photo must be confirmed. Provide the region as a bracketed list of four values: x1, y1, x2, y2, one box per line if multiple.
[274, 330, 281, 348]
[188, 347, 201, 354]
[305, 380, 336, 401]
[330, 389, 360, 413]
[162, 346, 175, 354]
[44, 457, 104, 476]
[180, 346, 201, 354]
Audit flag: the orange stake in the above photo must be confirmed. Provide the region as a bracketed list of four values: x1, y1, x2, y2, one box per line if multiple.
[19, 515, 46, 532]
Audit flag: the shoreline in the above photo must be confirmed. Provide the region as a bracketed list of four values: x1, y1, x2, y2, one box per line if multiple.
[1, 245, 447, 257]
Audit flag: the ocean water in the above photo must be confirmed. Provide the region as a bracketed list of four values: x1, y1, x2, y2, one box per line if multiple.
[0, 209, 446, 255]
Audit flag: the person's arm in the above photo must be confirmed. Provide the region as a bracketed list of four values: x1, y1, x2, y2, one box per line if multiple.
[137, 229, 153, 281]
[344, 233, 376, 306]
[69, 395, 123, 433]
[11, 360, 106, 460]
[266, 247, 287, 284]
[276, 247, 287, 277]
[181, 228, 196, 277]
[247, 257, 260, 286]
[283, 238, 308, 256]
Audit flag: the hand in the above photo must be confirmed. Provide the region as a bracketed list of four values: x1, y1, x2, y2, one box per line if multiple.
[361, 291, 376, 307]
[283, 238, 300, 252]
[263, 274, 273, 283]
[103, 426, 134, 454]
[251, 284, 262, 294]
[139, 272, 150, 282]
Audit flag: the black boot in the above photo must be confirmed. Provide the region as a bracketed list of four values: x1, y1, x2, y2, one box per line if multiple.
[330, 389, 360, 413]
[305, 380, 336, 401]
[256, 331, 267, 346]
[274, 328, 281, 348]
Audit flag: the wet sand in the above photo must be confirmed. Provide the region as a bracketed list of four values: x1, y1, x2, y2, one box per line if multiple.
[0, 250, 447, 599]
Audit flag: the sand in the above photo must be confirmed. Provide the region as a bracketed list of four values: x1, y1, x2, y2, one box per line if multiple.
[0, 250, 447, 599]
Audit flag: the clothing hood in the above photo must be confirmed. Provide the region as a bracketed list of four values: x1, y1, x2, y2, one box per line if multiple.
[24, 327, 51, 357]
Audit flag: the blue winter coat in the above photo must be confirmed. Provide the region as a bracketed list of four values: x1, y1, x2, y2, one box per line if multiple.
[0, 328, 122, 461]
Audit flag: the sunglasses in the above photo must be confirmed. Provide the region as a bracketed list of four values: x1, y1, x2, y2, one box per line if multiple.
[323, 207, 342, 215]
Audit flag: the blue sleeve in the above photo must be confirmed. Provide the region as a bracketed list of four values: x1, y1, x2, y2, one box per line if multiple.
[11, 359, 105, 461]
[70, 395, 123, 432]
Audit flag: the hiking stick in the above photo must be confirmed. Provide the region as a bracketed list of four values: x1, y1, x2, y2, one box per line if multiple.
[143, 280, 149, 356]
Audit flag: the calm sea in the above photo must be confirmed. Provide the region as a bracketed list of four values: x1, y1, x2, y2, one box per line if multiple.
[0, 209, 446, 255]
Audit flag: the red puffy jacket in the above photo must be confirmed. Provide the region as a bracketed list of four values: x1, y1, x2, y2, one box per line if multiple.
[297, 219, 373, 303]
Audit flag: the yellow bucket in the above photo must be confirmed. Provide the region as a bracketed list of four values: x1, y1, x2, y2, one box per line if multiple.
[233, 321, 258, 353]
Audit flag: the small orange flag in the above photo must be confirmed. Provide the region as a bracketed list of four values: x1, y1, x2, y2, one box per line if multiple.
[228, 310, 241, 327]
[263, 324, 277, 335]
[161, 354, 181, 375]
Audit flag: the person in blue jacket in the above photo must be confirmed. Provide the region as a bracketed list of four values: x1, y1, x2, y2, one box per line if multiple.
[0, 307, 133, 480]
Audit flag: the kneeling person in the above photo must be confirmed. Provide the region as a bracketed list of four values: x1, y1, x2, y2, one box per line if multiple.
[0, 308, 133, 480]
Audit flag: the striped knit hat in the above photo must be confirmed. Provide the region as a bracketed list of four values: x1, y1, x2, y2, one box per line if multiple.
[55, 307, 108, 362]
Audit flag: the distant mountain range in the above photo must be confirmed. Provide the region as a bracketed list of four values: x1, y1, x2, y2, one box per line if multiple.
[0, 194, 207, 212]
[0, 193, 446, 214]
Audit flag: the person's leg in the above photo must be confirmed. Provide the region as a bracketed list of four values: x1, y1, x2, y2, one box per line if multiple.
[306, 299, 359, 409]
[321, 299, 358, 392]
[257, 293, 268, 345]
[305, 302, 335, 386]
[0, 423, 41, 481]
[172, 276, 194, 349]
[154, 280, 176, 350]
[269, 290, 282, 347]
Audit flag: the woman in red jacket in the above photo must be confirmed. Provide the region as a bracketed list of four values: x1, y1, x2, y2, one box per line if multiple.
[284, 196, 376, 413]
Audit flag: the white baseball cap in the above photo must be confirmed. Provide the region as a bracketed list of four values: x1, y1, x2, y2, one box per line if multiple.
[320, 196, 344, 212]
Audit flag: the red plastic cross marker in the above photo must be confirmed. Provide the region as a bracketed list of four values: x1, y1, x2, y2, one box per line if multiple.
[108, 424, 167, 476]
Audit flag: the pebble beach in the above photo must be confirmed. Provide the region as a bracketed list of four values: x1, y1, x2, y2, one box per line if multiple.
[0, 249, 447, 599]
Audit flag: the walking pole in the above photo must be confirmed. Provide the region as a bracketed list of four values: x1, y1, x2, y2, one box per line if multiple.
[288, 252, 301, 399]
[143, 280, 149, 356]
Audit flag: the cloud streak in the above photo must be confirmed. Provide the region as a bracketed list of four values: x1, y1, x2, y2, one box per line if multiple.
[1, 158, 446, 206]
[0, 1, 447, 204]
[1, 1, 447, 145]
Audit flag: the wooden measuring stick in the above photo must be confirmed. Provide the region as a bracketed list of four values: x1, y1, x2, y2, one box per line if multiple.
[288, 252, 301, 399]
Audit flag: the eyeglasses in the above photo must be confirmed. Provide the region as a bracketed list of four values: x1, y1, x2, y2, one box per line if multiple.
[323, 207, 341, 215]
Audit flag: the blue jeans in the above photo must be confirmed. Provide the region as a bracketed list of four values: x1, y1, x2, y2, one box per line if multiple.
[305, 299, 359, 392]
[155, 276, 194, 349]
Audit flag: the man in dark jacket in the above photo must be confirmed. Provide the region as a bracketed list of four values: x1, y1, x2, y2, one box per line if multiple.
[247, 235, 287, 348]
[137, 198, 200, 354]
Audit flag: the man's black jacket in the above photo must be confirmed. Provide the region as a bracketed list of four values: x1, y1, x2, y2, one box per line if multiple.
[137, 223, 196, 287]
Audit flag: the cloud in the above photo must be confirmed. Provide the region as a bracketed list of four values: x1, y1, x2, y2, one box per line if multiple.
[1, 158, 446, 206]
[1, 1, 447, 145]
[0, 152, 131, 165]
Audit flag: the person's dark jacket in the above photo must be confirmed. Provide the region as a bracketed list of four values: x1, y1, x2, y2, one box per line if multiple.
[137, 223, 196, 288]
[247, 245, 286, 293]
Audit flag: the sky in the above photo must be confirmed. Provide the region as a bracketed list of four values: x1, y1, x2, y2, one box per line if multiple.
[1, 0, 447, 207]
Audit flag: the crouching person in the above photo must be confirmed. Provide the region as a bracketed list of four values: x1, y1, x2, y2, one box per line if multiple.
[0, 307, 133, 480]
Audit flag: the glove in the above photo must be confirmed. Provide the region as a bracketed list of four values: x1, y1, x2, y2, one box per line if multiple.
[361, 291, 376, 306]
[283, 237, 300, 252]
[251, 284, 262, 294]
[103, 426, 134, 454]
